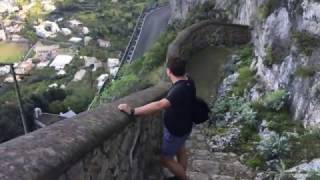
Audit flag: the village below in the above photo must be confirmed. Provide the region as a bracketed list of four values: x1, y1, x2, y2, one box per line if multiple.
[0, 0, 155, 142]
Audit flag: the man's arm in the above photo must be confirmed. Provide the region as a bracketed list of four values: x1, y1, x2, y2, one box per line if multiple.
[118, 98, 171, 116]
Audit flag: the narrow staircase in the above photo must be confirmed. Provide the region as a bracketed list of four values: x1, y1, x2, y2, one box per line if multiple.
[185, 125, 255, 180]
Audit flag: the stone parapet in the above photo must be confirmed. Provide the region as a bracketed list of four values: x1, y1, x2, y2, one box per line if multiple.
[0, 82, 170, 180]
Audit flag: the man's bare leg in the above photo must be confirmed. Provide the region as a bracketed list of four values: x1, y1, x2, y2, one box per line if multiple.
[161, 155, 188, 180]
[177, 145, 188, 171]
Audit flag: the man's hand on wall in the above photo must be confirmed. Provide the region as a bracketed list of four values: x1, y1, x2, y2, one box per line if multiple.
[118, 104, 132, 115]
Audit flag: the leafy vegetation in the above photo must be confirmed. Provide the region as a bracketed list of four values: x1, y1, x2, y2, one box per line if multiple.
[295, 66, 318, 78]
[292, 31, 320, 56]
[98, 29, 176, 104]
[228, 46, 256, 96]
[257, 0, 279, 20]
[307, 170, 320, 180]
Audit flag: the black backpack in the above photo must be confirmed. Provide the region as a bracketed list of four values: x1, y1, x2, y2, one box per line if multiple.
[192, 97, 211, 124]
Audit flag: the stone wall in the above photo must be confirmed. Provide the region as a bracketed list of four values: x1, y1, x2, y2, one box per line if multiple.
[167, 20, 250, 60]
[0, 83, 170, 180]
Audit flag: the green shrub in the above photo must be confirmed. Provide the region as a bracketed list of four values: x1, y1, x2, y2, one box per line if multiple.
[246, 154, 265, 169]
[295, 66, 317, 78]
[292, 31, 320, 56]
[262, 90, 289, 111]
[257, 132, 291, 160]
[285, 129, 320, 167]
[258, 0, 279, 20]
[231, 67, 256, 96]
[100, 74, 143, 102]
[238, 46, 254, 68]
[307, 170, 320, 180]
[98, 29, 176, 105]
[211, 95, 257, 125]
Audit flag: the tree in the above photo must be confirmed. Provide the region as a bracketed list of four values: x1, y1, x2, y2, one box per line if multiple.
[49, 101, 66, 114]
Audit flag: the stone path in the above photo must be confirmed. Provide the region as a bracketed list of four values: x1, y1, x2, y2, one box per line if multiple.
[185, 125, 255, 180]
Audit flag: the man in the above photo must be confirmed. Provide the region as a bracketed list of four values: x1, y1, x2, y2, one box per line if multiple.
[118, 56, 196, 180]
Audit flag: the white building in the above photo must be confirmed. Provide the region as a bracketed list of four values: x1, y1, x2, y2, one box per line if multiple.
[82, 27, 89, 35]
[107, 58, 120, 68]
[68, 19, 82, 28]
[98, 39, 111, 48]
[0, 66, 10, 76]
[84, 36, 92, 46]
[48, 83, 58, 88]
[35, 21, 61, 38]
[61, 28, 72, 36]
[109, 67, 119, 77]
[69, 37, 82, 43]
[0, 30, 6, 41]
[107, 58, 120, 77]
[73, 69, 86, 81]
[33, 41, 60, 61]
[11, 34, 28, 42]
[37, 61, 50, 69]
[83, 56, 102, 71]
[41, 1, 56, 12]
[15, 59, 33, 75]
[96, 74, 109, 90]
[50, 55, 73, 70]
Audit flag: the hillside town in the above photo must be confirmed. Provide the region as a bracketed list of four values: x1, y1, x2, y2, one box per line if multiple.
[0, 0, 119, 89]
[0, 0, 152, 143]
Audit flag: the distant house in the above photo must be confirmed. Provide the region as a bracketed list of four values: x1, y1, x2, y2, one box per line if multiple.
[73, 69, 86, 81]
[82, 27, 90, 35]
[34, 41, 60, 61]
[96, 74, 109, 90]
[11, 34, 28, 42]
[15, 59, 33, 75]
[83, 56, 102, 71]
[61, 28, 72, 36]
[0, 66, 10, 76]
[69, 37, 82, 43]
[107, 58, 120, 77]
[98, 39, 111, 48]
[6, 24, 23, 34]
[35, 21, 61, 38]
[84, 36, 92, 46]
[50, 55, 73, 70]
[0, 30, 6, 41]
[68, 19, 82, 28]
[41, 1, 56, 12]
[107, 58, 120, 68]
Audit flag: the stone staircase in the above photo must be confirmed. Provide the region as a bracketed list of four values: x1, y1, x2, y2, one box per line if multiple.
[185, 125, 255, 180]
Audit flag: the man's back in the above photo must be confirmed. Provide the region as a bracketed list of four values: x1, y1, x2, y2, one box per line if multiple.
[164, 78, 196, 137]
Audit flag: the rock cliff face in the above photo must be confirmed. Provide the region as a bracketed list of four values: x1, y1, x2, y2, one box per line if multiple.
[170, 0, 320, 128]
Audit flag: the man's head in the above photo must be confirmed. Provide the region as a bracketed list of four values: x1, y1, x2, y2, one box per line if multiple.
[166, 56, 186, 80]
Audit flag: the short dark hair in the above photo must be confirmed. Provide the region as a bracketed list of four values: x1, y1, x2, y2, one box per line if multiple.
[166, 56, 186, 76]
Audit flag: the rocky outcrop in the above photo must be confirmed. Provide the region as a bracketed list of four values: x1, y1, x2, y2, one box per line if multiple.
[171, 0, 320, 128]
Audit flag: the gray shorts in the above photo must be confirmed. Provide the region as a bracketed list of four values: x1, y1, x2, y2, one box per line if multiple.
[161, 128, 190, 157]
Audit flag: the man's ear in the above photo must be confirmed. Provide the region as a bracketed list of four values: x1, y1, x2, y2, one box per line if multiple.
[166, 68, 171, 76]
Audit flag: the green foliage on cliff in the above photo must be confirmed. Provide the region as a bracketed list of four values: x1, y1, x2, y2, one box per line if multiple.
[231, 67, 256, 96]
[293, 31, 320, 56]
[229, 46, 256, 96]
[295, 66, 317, 78]
[258, 0, 279, 20]
[98, 29, 176, 104]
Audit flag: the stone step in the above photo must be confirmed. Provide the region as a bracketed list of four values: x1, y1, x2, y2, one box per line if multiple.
[187, 171, 240, 180]
[187, 171, 210, 180]
[188, 159, 254, 179]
